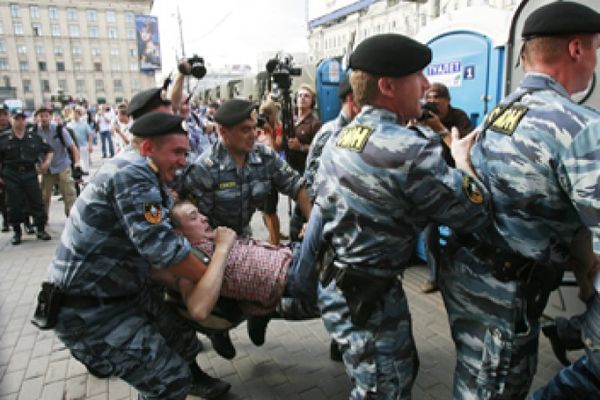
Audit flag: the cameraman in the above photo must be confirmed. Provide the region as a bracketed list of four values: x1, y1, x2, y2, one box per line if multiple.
[418, 82, 473, 294]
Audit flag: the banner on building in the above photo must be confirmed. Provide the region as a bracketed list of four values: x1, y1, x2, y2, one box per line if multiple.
[136, 15, 161, 70]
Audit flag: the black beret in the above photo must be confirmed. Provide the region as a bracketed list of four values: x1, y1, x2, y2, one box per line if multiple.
[130, 112, 188, 138]
[522, 1, 600, 39]
[338, 73, 352, 99]
[349, 34, 432, 77]
[214, 99, 257, 127]
[127, 87, 171, 119]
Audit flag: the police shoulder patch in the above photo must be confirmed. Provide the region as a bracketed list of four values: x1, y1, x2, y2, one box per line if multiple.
[485, 104, 528, 136]
[335, 125, 374, 152]
[144, 202, 162, 224]
[462, 176, 483, 204]
[219, 181, 236, 190]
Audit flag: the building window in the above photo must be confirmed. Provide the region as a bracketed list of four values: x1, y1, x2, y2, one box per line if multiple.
[129, 48, 137, 57]
[14, 22, 23, 35]
[111, 62, 121, 71]
[108, 27, 117, 39]
[0, 59, 8, 71]
[114, 79, 123, 92]
[76, 79, 85, 93]
[74, 62, 82, 71]
[10, 4, 20, 18]
[38, 61, 47, 71]
[17, 45, 26, 54]
[69, 25, 80, 37]
[19, 60, 28, 71]
[32, 23, 42, 36]
[35, 45, 45, 55]
[95, 79, 104, 91]
[106, 10, 116, 23]
[48, 6, 58, 20]
[127, 29, 135, 40]
[129, 63, 138, 71]
[87, 9, 97, 22]
[125, 12, 134, 24]
[94, 62, 102, 72]
[56, 62, 65, 71]
[89, 26, 98, 38]
[131, 79, 140, 91]
[54, 46, 63, 56]
[23, 79, 31, 92]
[51, 24, 60, 37]
[30, 6, 39, 19]
[110, 47, 119, 56]
[41, 79, 50, 92]
[67, 8, 77, 21]
[72, 46, 82, 56]
[91, 47, 101, 56]
[0, 41, 5, 53]
[58, 79, 67, 91]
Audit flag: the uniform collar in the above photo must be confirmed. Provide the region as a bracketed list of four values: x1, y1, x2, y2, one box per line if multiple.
[360, 105, 402, 124]
[520, 72, 570, 98]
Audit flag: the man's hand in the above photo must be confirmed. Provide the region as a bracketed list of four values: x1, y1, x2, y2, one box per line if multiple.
[36, 162, 50, 175]
[177, 59, 192, 75]
[213, 226, 237, 254]
[450, 127, 478, 178]
[423, 112, 446, 133]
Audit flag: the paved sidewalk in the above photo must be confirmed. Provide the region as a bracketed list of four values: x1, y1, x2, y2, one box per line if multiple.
[0, 156, 580, 399]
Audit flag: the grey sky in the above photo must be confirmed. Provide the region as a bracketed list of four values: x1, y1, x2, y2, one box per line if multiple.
[152, 0, 309, 73]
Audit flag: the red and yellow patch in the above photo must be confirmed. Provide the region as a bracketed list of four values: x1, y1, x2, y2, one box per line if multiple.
[144, 203, 162, 224]
[462, 176, 484, 204]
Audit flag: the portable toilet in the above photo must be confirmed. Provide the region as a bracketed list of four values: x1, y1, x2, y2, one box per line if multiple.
[416, 6, 512, 127]
[316, 58, 344, 123]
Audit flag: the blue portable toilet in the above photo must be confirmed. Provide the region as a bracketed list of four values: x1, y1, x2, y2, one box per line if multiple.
[316, 58, 344, 123]
[416, 6, 511, 127]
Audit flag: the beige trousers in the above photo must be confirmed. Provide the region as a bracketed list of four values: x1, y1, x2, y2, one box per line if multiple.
[41, 168, 76, 218]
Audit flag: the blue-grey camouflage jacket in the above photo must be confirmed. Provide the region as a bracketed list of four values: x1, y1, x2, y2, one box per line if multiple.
[315, 105, 491, 276]
[304, 110, 351, 201]
[182, 141, 304, 235]
[472, 72, 600, 262]
[48, 150, 191, 297]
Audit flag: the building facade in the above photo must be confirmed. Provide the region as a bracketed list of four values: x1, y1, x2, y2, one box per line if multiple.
[307, 0, 519, 63]
[0, 0, 155, 110]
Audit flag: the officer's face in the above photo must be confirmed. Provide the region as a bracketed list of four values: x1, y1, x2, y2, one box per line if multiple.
[11, 116, 25, 130]
[221, 118, 256, 155]
[389, 71, 430, 121]
[148, 134, 190, 182]
[173, 202, 213, 242]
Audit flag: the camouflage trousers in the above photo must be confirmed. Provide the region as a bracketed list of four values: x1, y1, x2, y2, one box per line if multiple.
[54, 287, 203, 400]
[440, 247, 540, 400]
[318, 279, 418, 400]
[529, 294, 600, 399]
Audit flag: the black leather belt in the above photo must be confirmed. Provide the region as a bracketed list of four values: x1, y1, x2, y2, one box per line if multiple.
[62, 293, 138, 309]
[5, 165, 35, 173]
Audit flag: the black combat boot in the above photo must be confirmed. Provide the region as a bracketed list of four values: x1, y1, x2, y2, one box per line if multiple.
[1, 210, 8, 232]
[247, 315, 272, 346]
[36, 225, 51, 241]
[188, 363, 231, 399]
[208, 332, 236, 360]
[11, 225, 21, 245]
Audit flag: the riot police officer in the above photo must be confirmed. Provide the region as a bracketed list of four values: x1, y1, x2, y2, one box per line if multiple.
[41, 113, 234, 399]
[439, 2, 600, 399]
[0, 110, 53, 245]
[0, 104, 11, 232]
[315, 33, 490, 399]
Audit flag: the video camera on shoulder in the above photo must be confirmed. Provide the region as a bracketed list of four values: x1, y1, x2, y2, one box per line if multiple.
[418, 102, 438, 121]
[178, 55, 207, 79]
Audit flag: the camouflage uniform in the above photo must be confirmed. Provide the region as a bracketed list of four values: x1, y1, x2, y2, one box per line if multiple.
[182, 141, 304, 236]
[440, 73, 600, 400]
[304, 109, 351, 201]
[48, 150, 201, 400]
[315, 105, 491, 399]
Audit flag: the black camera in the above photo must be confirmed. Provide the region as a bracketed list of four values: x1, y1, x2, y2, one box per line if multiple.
[265, 54, 301, 90]
[256, 113, 267, 129]
[178, 55, 207, 79]
[418, 102, 438, 121]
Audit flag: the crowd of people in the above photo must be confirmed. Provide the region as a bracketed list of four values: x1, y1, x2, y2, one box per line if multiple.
[13, 1, 600, 400]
